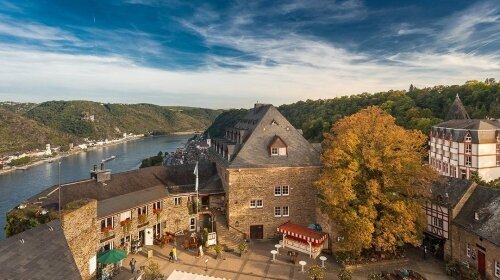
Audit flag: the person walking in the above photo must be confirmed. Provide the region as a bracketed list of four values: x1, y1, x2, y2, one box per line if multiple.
[198, 244, 204, 258]
[172, 246, 178, 261]
[423, 245, 427, 260]
[129, 258, 136, 274]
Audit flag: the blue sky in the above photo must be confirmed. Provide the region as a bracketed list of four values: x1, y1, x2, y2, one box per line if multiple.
[0, 0, 498, 108]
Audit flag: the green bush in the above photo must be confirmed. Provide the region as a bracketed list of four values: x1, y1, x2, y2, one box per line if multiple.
[367, 272, 383, 280]
[338, 268, 352, 280]
[8, 156, 30, 166]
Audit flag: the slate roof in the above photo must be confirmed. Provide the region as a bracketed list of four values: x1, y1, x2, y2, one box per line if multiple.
[27, 162, 222, 212]
[431, 119, 500, 144]
[453, 186, 500, 246]
[430, 177, 473, 208]
[215, 104, 321, 168]
[0, 220, 81, 280]
[445, 95, 470, 121]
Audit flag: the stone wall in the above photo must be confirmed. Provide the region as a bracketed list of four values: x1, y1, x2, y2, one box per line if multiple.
[97, 194, 194, 250]
[61, 199, 99, 280]
[315, 208, 340, 251]
[450, 223, 499, 280]
[226, 166, 320, 239]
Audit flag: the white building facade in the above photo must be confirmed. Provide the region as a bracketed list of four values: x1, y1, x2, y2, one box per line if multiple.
[429, 95, 500, 182]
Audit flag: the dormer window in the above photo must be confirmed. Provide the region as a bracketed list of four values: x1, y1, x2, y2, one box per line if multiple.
[464, 133, 472, 142]
[269, 135, 287, 156]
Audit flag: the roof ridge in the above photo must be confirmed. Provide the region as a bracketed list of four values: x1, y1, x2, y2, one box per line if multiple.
[445, 94, 470, 121]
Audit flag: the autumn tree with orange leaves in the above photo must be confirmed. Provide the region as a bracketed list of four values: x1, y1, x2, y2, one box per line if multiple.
[315, 106, 438, 255]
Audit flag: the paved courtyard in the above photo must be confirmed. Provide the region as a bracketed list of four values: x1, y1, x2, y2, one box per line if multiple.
[114, 240, 452, 280]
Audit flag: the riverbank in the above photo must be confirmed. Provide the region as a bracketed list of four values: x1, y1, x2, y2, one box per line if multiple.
[0, 135, 145, 176]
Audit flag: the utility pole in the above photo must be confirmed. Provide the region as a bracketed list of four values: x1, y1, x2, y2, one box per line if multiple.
[58, 162, 61, 219]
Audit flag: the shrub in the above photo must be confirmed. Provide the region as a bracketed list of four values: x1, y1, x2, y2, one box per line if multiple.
[308, 265, 325, 280]
[367, 272, 383, 280]
[338, 268, 352, 280]
[143, 261, 163, 280]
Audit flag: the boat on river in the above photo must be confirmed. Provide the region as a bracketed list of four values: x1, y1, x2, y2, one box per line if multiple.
[101, 156, 116, 163]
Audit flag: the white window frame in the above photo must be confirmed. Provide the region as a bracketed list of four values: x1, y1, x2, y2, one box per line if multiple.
[278, 147, 287, 156]
[274, 186, 281, 196]
[282, 185, 289, 196]
[153, 201, 162, 211]
[250, 200, 256, 208]
[497, 144, 500, 153]
[465, 134, 472, 142]
[465, 144, 472, 154]
[466, 243, 471, 258]
[137, 205, 148, 216]
[282, 206, 289, 217]
[271, 147, 278, 156]
[497, 155, 500, 167]
[173, 197, 182, 206]
[120, 210, 132, 222]
[495, 260, 500, 277]
[256, 199, 263, 208]
[274, 206, 281, 217]
[465, 155, 472, 167]
[101, 216, 114, 230]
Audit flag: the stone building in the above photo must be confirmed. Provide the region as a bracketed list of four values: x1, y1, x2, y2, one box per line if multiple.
[210, 103, 321, 240]
[422, 178, 477, 259]
[5, 162, 224, 279]
[450, 186, 500, 279]
[429, 95, 500, 181]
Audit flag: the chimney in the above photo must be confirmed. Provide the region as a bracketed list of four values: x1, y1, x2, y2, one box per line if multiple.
[254, 102, 265, 112]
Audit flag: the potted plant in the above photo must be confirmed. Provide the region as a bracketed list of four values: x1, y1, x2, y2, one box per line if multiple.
[153, 208, 162, 220]
[138, 214, 147, 225]
[238, 242, 248, 257]
[308, 265, 325, 280]
[101, 226, 112, 237]
[120, 218, 131, 234]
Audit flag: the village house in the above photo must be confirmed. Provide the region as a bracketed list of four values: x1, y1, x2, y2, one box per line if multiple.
[450, 185, 500, 279]
[0, 162, 224, 279]
[429, 95, 500, 181]
[209, 103, 322, 241]
[423, 178, 477, 259]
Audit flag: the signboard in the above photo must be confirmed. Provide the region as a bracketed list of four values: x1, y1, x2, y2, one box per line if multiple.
[145, 228, 154, 246]
[207, 232, 217, 246]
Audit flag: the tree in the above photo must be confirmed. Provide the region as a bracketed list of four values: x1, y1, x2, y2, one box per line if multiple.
[315, 106, 438, 255]
[143, 261, 163, 280]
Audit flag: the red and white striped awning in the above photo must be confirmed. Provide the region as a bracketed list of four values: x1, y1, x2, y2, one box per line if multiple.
[277, 222, 328, 244]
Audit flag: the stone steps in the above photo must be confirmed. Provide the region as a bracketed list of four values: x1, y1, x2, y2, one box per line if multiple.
[215, 216, 244, 251]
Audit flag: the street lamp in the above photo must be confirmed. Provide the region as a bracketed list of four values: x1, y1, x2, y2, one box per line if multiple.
[204, 258, 208, 272]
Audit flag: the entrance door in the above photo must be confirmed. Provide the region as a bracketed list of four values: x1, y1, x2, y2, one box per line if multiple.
[145, 228, 154, 246]
[250, 225, 263, 239]
[139, 230, 145, 246]
[477, 250, 486, 276]
[189, 217, 196, 231]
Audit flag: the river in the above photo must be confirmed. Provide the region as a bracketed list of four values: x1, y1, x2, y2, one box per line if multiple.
[0, 134, 192, 239]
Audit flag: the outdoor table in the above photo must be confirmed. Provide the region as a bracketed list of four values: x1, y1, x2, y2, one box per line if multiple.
[271, 250, 278, 261]
[274, 244, 282, 254]
[299, 260, 306, 272]
[319, 256, 327, 268]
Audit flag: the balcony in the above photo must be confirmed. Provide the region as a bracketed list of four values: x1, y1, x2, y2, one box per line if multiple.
[99, 227, 115, 242]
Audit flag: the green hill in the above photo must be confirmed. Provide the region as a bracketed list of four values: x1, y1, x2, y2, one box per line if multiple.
[0, 101, 223, 154]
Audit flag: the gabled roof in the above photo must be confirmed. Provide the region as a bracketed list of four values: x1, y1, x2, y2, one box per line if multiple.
[432, 119, 500, 144]
[430, 177, 474, 208]
[225, 104, 321, 168]
[0, 220, 81, 279]
[27, 162, 221, 212]
[445, 95, 470, 121]
[453, 186, 500, 246]
[269, 135, 287, 148]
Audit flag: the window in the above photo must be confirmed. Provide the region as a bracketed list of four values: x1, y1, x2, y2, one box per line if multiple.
[271, 147, 278, 156]
[497, 156, 500, 167]
[153, 201, 162, 211]
[120, 210, 131, 222]
[495, 260, 500, 277]
[250, 199, 263, 208]
[282, 185, 289, 196]
[278, 147, 287, 156]
[137, 205, 147, 216]
[433, 217, 443, 228]
[466, 243, 471, 257]
[465, 156, 472, 167]
[274, 207, 281, 217]
[274, 186, 281, 196]
[282, 206, 289, 217]
[256, 199, 263, 208]
[465, 133, 472, 142]
[465, 144, 472, 154]
[173, 197, 182, 206]
[496, 144, 500, 153]
[101, 217, 114, 231]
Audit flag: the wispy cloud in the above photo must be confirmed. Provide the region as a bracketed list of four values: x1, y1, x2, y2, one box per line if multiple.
[0, 17, 79, 43]
[396, 24, 434, 36]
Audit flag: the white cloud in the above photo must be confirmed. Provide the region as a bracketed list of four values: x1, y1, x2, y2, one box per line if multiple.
[0, 18, 79, 42]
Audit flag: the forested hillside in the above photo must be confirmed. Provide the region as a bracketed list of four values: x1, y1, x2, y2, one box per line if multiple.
[206, 81, 499, 142]
[0, 101, 223, 154]
[280, 81, 499, 142]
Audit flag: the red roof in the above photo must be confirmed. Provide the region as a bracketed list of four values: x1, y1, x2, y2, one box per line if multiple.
[277, 222, 328, 244]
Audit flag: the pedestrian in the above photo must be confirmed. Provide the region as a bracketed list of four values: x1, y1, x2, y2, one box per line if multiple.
[169, 249, 174, 262]
[198, 244, 204, 258]
[172, 246, 178, 261]
[423, 245, 427, 260]
[129, 258, 136, 274]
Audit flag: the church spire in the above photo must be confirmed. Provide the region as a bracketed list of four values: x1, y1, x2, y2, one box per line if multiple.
[445, 94, 470, 121]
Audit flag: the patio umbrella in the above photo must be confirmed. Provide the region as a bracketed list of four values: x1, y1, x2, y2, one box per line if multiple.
[97, 249, 127, 264]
